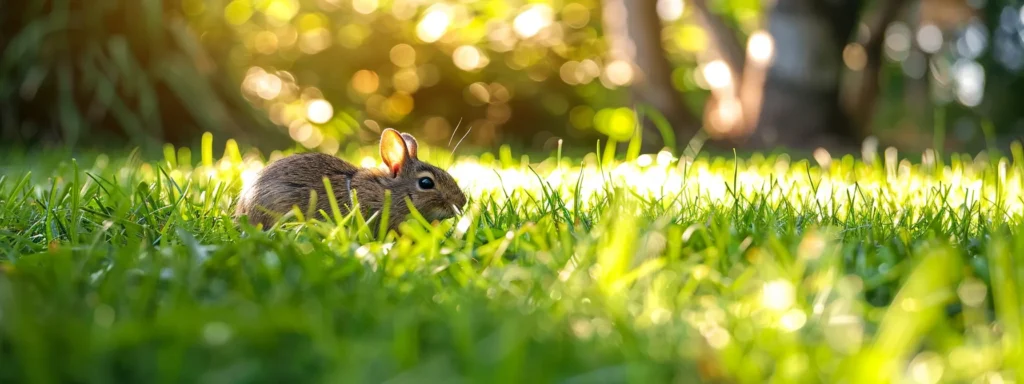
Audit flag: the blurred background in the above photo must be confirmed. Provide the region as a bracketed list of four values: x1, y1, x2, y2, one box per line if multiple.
[2, 0, 1024, 157]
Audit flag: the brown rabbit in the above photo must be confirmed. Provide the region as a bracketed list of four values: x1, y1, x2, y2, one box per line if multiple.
[235, 128, 468, 232]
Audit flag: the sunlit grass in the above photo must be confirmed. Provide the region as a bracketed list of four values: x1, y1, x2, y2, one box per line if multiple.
[2, 135, 1024, 383]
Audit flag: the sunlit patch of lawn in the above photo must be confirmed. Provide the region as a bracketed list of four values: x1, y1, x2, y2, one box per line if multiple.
[1, 134, 1023, 383]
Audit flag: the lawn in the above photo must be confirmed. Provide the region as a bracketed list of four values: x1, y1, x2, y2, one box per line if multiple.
[1, 134, 1023, 384]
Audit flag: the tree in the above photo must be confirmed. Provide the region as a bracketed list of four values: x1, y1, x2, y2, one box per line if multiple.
[751, 0, 869, 152]
[601, 0, 702, 152]
[610, 0, 912, 154]
[700, 0, 913, 154]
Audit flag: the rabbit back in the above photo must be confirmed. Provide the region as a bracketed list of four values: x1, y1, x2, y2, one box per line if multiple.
[236, 152, 361, 228]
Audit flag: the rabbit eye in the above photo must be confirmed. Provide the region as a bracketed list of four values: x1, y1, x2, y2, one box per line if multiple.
[418, 177, 435, 190]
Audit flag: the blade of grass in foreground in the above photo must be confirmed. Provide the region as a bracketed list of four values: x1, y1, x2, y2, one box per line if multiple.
[841, 243, 961, 383]
[2, 139, 1024, 383]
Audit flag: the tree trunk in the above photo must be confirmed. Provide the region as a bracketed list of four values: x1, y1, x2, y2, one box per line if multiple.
[847, 0, 909, 139]
[602, 0, 701, 152]
[749, 0, 866, 154]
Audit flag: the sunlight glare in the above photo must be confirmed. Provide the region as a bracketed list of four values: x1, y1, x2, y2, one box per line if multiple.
[656, 150, 675, 166]
[352, 0, 378, 14]
[513, 4, 554, 38]
[605, 60, 634, 86]
[762, 280, 795, 311]
[702, 60, 733, 90]
[908, 352, 945, 384]
[953, 59, 985, 107]
[306, 99, 333, 124]
[656, 0, 685, 21]
[417, 6, 451, 43]
[263, 0, 300, 24]
[453, 45, 485, 71]
[255, 73, 283, 100]
[780, 309, 807, 332]
[636, 154, 653, 167]
[707, 96, 742, 136]
[455, 215, 472, 236]
[746, 31, 774, 64]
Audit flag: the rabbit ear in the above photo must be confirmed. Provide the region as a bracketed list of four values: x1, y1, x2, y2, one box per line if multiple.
[400, 133, 418, 159]
[380, 128, 410, 177]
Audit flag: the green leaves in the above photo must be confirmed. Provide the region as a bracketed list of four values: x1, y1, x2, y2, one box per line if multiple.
[1, 0, 287, 151]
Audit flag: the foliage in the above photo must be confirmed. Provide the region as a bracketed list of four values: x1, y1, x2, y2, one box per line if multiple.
[4, 0, 1024, 152]
[182, 0, 647, 151]
[0, 0, 289, 152]
[3, 137, 1024, 382]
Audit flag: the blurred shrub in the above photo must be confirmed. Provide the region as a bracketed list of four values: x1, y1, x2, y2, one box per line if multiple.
[0, 0, 290, 152]
[3, 0, 1023, 154]
[186, 0, 638, 152]
[0, 0, 725, 153]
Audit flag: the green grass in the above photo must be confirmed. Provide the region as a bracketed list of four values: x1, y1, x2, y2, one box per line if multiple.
[2, 135, 1024, 384]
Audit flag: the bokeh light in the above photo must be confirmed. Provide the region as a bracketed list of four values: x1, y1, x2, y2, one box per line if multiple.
[299, 27, 331, 54]
[917, 24, 944, 54]
[561, 3, 591, 28]
[254, 31, 279, 54]
[417, 5, 451, 43]
[393, 69, 421, 93]
[170, 0, 1024, 154]
[706, 96, 742, 136]
[746, 31, 774, 64]
[351, 70, 380, 94]
[885, 22, 912, 62]
[844, 44, 867, 71]
[467, 82, 490, 105]
[224, 0, 254, 25]
[453, 45, 488, 71]
[263, 0, 300, 25]
[702, 60, 733, 90]
[352, 0, 378, 15]
[605, 60, 634, 86]
[594, 107, 637, 141]
[762, 280, 795, 311]
[389, 44, 417, 67]
[289, 122, 313, 142]
[656, 0, 685, 22]
[953, 59, 985, 107]
[513, 4, 554, 39]
[306, 99, 334, 124]
[957, 21, 988, 60]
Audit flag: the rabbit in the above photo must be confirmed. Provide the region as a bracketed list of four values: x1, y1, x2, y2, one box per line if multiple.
[235, 128, 468, 232]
